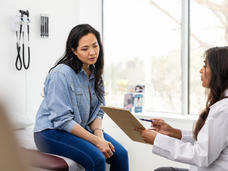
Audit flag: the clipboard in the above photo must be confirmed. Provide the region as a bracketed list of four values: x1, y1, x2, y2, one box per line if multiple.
[101, 106, 146, 143]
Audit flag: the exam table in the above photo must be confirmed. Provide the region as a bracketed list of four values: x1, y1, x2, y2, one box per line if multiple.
[15, 126, 85, 171]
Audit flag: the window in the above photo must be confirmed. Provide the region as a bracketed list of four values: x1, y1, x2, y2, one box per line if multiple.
[103, 0, 227, 115]
[190, 0, 227, 114]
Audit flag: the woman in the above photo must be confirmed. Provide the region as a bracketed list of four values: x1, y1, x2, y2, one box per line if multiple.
[139, 47, 228, 171]
[34, 24, 129, 171]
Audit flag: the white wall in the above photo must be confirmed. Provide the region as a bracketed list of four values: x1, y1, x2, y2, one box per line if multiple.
[0, 0, 102, 122]
[1, 0, 193, 171]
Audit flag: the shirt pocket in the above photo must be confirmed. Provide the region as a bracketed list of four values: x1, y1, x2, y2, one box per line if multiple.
[69, 84, 83, 108]
[74, 88, 84, 108]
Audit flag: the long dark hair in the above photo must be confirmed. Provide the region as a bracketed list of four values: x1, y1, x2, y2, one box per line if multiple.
[51, 24, 104, 98]
[193, 46, 228, 139]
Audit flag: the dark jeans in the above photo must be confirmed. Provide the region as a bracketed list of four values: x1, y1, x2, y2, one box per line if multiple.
[34, 129, 129, 171]
[154, 167, 189, 171]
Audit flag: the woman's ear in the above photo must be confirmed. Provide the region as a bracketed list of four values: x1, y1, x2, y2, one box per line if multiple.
[71, 48, 77, 56]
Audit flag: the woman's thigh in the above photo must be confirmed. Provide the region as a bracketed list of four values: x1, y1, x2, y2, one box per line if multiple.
[34, 130, 106, 170]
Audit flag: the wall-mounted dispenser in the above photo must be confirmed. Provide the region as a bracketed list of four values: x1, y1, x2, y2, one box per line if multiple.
[40, 15, 49, 38]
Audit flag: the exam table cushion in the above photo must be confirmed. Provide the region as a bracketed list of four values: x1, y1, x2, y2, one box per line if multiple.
[23, 148, 68, 171]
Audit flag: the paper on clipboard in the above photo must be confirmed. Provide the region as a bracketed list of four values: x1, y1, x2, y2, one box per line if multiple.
[101, 106, 146, 143]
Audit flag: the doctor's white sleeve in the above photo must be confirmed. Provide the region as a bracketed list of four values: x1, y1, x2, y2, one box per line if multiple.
[181, 130, 194, 144]
[152, 106, 228, 167]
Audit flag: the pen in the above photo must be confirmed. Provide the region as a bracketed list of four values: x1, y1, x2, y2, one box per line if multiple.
[139, 118, 153, 123]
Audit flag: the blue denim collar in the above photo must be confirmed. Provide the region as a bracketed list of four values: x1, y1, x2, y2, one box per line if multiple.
[79, 65, 95, 79]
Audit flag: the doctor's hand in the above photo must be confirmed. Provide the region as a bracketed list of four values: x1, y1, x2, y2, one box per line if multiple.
[152, 119, 182, 139]
[139, 129, 157, 145]
[95, 137, 115, 159]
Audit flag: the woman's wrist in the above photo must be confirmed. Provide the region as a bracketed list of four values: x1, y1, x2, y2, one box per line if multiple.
[93, 128, 104, 139]
[93, 128, 104, 133]
[90, 134, 101, 145]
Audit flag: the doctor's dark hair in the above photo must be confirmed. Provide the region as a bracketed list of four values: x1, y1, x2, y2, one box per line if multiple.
[193, 46, 228, 140]
[52, 24, 104, 98]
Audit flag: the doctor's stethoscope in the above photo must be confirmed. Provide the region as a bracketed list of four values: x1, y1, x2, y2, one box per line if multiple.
[15, 10, 30, 71]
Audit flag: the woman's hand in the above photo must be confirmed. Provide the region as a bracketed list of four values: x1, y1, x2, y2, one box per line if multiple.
[95, 137, 115, 159]
[140, 129, 157, 144]
[152, 119, 181, 139]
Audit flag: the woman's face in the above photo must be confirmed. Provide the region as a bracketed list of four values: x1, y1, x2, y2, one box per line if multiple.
[200, 58, 211, 88]
[72, 33, 100, 66]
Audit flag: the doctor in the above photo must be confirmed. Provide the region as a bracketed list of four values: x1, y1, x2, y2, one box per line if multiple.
[138, 46, 228, 171]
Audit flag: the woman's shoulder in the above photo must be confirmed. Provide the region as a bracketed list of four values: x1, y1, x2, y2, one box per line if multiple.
[46, 64, 78, 84]
[50, 64, 76, 76]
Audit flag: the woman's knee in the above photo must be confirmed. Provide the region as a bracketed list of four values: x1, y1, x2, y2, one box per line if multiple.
[92, 153, 106, 169]
[114, 145, 128, 160]
[121, 147, 128, 159]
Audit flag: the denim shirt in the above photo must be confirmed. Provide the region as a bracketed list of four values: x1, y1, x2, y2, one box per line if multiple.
[34, 64, 105, 133]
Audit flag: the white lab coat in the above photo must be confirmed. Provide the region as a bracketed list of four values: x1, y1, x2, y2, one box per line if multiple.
[152, 91, 228, 171]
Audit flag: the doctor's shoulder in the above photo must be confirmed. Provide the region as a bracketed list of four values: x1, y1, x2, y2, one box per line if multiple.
[208, 97, 228, 119]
